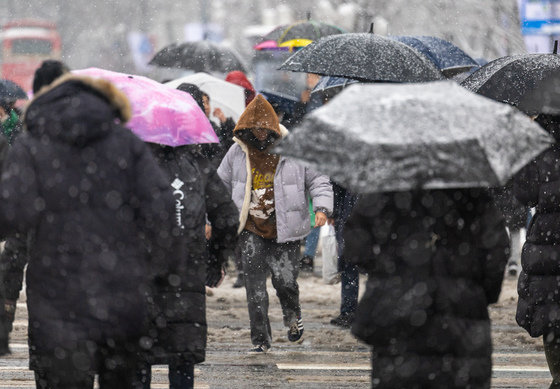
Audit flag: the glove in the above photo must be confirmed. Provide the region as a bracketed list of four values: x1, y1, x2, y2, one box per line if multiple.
[206, 259, 225, 288]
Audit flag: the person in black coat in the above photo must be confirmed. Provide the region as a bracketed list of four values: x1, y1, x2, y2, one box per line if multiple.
[0, 74, 178, 388]
[513, 113, 560, 388]
[138, 144, 238, 389]
[0, 58, 70, 340]
[344, 188, 509, 388]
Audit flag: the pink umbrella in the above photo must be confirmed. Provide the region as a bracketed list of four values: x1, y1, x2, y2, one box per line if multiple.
[254, 40, 282, 50]
[73, 68, 218, 146]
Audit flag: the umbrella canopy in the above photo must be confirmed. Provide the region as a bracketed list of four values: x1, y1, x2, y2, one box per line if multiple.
[279, 33, 444, 83]
[312, 76, 359, 93]
[461, 53, 560, 115]
[0, 79, 27, 100]
[389, 35, 479, 77]
[259, 89, 300, 114]
[259, 20, 344, 47]
[165, 73, 246, 121]
[274, 81, 553, 194]
[149, 41, 247, 74]
[73, 68, 218, 147]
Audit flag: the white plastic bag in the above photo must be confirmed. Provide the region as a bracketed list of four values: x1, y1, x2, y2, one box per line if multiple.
[321, 225, 340, 284]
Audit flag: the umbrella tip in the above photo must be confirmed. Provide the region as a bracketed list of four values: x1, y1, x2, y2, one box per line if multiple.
[554, 40, 559, 55]
[306, 11, 311, 21]
[369, 22, 374, 33]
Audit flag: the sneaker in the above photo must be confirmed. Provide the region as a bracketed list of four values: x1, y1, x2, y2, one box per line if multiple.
[330, 312, 355, 328]
[288, 317, 304, 343]
[300, 256, 314, 272]
[249, 344, 270, 353]
[233, 273, 245, 288]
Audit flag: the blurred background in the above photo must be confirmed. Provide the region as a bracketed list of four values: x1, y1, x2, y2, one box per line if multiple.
[0, 0, 557, 100]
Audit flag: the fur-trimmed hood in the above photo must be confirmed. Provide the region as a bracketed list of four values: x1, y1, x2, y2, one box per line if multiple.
[24, 74, 132, 145]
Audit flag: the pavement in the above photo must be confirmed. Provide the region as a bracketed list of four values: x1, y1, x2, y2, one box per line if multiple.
[0, 271, 550, 388]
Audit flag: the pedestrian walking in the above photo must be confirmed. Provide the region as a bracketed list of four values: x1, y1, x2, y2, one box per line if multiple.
[490, 183, 527, 277]
[137, 144, 238, 389]
[0, 59, 70, 334]
[513, 113, 560, 388]
[329, 182, 359, 328]
[344, 188, 510, 388]
[217, 95, 333, 352]
[0, 74, 178, 388]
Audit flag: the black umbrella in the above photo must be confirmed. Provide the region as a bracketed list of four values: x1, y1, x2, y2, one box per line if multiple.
[0, 79, 27, 100]
[274, 81, 552, 194]
[149, 41, 247, 74]
[261, 19, 345, 45]
[279, 33, 444, 83]
[389, 35, 479, 78]
[461, 49, 560, 115]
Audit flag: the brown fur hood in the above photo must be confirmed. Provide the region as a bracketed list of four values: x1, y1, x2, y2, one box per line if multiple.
[30, 73, 132, 123]
[24, 74, 132, 145]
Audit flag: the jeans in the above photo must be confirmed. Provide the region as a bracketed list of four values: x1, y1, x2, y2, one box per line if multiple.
[303, 227, 320, 258]
[239, 231, 301, 346]
[335, 218, 359, 315]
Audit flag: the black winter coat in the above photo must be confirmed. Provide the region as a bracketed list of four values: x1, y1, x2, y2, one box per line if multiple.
[0, 75, 178, 371]
[513, 144, 560, 337]
[146, 145, 238, 365]
[344, 189, 509, 389]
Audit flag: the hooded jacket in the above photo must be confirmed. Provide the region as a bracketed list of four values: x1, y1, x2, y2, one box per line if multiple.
[345, 189, 509, 388]
[217, 95, 333, 243]
[0, 74, 177, 370]
[513, 115, 560, 337]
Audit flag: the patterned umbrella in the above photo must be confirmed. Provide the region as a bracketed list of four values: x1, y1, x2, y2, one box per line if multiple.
[255, 20, 345, 51]
[73, 68, 218, 147]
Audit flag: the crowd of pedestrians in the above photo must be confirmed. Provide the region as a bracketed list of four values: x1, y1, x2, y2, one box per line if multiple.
[0, 37, 555, 389]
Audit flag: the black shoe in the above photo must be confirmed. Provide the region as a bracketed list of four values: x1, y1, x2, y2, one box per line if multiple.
[330, 312, 355, 328]
[288, 317, 304, 343]
[233, 273, 244, 288]
[249, 343, 270, 353]
[300, 256, 314, 272]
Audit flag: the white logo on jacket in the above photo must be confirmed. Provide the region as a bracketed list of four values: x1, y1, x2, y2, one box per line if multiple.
[171, 178, 185, 229]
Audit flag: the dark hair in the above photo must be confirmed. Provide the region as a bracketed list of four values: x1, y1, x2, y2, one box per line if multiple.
[32, 60, 70, 94]
[176, 83, 205, 112]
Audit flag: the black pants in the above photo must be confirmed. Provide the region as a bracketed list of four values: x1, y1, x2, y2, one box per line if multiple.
[544, 333, 560, 388]
[34, 339, 141, 389]
[138, 362, 194, 389]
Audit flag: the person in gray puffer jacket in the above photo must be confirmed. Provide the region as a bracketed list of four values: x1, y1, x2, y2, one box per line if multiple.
[217, 95, 333, 353]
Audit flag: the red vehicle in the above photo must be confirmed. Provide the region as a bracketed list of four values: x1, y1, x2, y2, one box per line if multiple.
[0, 19, 61, 93]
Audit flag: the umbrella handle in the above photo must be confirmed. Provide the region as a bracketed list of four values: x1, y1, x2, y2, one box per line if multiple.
[554, 40, 558, 55]
[369, 22, 374, 34]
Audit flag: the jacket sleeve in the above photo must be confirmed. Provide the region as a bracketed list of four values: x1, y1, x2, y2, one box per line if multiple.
[217, 144, 236, 195]
[0, 140, 41, 236]
[513, 159, 539, 207]
[476, 198, 510, 304]
[203, 158, 239, 267]
[304, 167, 333, 215]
